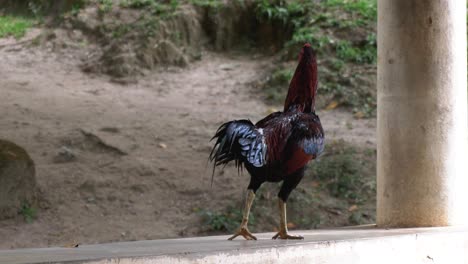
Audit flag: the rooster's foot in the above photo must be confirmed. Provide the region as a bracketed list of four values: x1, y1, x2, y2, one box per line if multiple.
[272, 231, 304, 240]
[228, 227, 257, 241]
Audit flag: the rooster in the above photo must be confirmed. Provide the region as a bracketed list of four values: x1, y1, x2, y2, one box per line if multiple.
[210, 43, 324, 240]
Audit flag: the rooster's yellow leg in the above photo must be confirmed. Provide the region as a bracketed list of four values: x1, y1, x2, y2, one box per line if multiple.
[272, 198, 304, 240]
[228, 190, 257, 240]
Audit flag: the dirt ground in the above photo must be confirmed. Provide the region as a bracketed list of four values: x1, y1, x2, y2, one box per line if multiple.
[0, 30, 375, 249]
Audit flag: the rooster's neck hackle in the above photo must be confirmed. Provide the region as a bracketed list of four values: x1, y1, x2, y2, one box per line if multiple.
[283, 43, 318, 113]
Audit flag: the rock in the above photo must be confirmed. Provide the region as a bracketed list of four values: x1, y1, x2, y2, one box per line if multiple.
[354, 111, 365, 119]
[53, 146, 76, 163]
[219, 63, 238, 71]
[159, 143, 167, 149]
[99, 127, 120, 133]
[0, 140, 38, 220]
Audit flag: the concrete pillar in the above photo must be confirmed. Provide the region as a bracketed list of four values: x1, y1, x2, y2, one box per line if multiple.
[377, 0, 468, 226]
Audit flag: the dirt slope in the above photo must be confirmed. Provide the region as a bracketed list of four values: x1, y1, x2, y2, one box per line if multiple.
[0, 32, 375, 249]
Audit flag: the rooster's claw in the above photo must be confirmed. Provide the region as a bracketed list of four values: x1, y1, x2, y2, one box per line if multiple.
[228, 227, 257, 240]
[272, 231, 304, 240]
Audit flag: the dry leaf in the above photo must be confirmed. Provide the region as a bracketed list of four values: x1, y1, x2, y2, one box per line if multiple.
[325, 101, 339, 110]
[354, 111, 365, 119]
[324, 207, 342, 215]
[287, 222, 296, 229]
[311, 181, 320, 188]
[348, 204, 358, 212]
[159, 143, 167, 149]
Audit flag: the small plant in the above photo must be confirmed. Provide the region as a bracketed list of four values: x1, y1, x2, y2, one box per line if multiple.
[111, 24, 131, 39]
[120, 0, 154, 8]
[120, 0, 180, 17]
[254, 0, 308, 29]
[70, 3, 85, 17]
[19, 203, 37, 223]
[201, 205, 254, 232]
[190, 0, 223, 8]
[311, 140, 376, 203]
[330, 58, 345, 71]
[324, 0, 377, 20]
[0, 15, 35, 39]
[263, 68, 293, 104]
[98, 0, 114, 13]
[335, 40, 359, 62]
[288, 27, 333, 51]
[335, 39, 376, 64]
[25, 0, 58, 18]
[270, 68, 293, 86]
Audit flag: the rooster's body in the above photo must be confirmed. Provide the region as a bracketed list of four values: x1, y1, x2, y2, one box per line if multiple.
[210, 43, 324, 240]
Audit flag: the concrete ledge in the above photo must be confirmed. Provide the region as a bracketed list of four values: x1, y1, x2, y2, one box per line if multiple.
[1, 227, 468, 264]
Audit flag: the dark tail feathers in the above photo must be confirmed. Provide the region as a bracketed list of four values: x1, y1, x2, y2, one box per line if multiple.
[209, 120, 266, 185]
